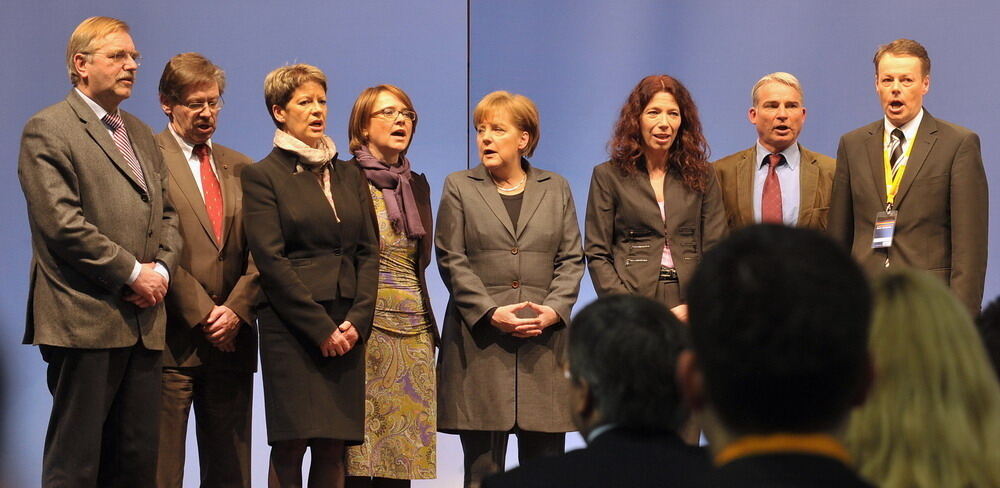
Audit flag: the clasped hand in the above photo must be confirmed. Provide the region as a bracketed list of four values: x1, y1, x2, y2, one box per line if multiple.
[490, 301, 559, 338]
[321, 321, 358, 357]
[123, 262, 167, 308]
[203, 305, 241, 352]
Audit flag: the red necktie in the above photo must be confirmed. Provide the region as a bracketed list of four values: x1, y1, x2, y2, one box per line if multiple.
[194, 144, 224, 243]
[761, 153, 784, 224]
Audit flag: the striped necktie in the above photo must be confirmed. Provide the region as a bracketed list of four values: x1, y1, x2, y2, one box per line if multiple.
[102, 112, 147, 193]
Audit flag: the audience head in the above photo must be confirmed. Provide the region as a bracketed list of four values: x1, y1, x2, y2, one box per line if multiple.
[748, 72, 806, 154]
[608, 74, 710, 192]
[681, 224, 872, 438]
[847, 269, 1000, 488]
[568, 294, 688, 435]
[348, 84, 418, 162]
[263, 64, 328, 147]
[158, 53, 226, 145]
[976, 296, 1000, 377]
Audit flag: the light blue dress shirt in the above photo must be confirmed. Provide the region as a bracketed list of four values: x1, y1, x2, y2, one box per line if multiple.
[753, 141, 801, 226]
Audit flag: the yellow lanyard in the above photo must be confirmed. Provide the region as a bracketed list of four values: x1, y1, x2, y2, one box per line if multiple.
[882, 129, 916, 206]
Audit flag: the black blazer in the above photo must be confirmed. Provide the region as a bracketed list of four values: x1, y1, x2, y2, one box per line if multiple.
[703, 453, 875, 487]
[585, 161, 727, 301]
[241, 147, 379, 347]
[482, 427, 711, 488]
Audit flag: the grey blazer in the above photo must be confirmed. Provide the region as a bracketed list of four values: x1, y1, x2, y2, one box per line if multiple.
[585, 161, 727, 301]
[18, 90, 181, 350]
[828, 111, 988, 316]
[435, 162, 584, 432]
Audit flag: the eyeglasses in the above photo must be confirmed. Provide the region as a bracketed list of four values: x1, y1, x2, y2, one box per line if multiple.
[182, 98, 224, 112]
[80, 50, 142, 67]
[371, 107, 417, 123]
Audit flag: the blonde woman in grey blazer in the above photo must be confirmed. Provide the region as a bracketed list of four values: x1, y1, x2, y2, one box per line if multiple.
[436, 91, 585, 487]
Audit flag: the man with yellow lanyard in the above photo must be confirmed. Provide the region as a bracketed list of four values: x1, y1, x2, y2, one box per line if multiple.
[680, 224, 875, 487]
[828, 38, 988, 317]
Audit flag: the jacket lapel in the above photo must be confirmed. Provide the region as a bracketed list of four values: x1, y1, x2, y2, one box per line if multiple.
[470, 165, 516, 238]
[158, 131, 220, 250]
[515, 165, 550, 239]
[736, 148, 755, 227]
[864, 121, 888, 208]
[892, 112, 938, 206]
[216, 147, 239, 249]
[798, 144, 819, 224]
[68, 91, 148, 194]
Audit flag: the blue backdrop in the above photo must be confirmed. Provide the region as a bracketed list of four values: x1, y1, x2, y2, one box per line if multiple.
[3, 1, 998, 486]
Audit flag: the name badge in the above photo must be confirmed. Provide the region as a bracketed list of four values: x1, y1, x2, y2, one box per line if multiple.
[871, 210, 897, 249]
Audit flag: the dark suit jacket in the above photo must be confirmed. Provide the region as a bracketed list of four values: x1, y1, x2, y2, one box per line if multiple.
[350, 157, 438, 343]
[18, 90, 181, 349]
[158, 130, 259, 372]
[482, 428, 711, 488]
[714, 144, 835, 231]
[241, 147, 379, 347]
[828, 111, 988, 315]
[585, 161, 727, 301]
[435, 162, 584, 432]
[703, 453, 874, 487]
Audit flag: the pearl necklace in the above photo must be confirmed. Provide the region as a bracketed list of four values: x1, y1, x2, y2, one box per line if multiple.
[490, 171, 527, 192]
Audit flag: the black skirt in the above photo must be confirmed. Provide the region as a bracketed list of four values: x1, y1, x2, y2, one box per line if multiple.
[257, 299, 366, 444]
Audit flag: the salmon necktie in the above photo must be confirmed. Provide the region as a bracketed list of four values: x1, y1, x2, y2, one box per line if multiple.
[761, 153, 784, 224]
[194, 144, 224, 243]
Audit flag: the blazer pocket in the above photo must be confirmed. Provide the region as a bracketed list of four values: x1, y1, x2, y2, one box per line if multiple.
[290, 253, 342, 302]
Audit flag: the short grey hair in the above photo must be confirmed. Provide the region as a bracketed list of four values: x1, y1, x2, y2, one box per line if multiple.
[751, 72, 804, 107]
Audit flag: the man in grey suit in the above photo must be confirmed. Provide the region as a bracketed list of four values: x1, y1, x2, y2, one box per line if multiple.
[828, 39, 988, 316]
[714, 72, 836, 230]
[155, 52, 258, 488]
[17, 16, 180, 487]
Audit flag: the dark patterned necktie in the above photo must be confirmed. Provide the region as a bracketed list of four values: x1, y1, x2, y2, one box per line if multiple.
[101, 112, 147, 192]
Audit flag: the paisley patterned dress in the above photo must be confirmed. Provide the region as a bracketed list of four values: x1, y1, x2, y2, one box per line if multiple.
[345, 184, 436, 479]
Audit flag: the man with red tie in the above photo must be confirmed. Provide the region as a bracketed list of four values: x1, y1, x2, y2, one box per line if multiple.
[18, 17, 181, 486]
[155, 52, 259, 488]
[714, 72, 836, 231]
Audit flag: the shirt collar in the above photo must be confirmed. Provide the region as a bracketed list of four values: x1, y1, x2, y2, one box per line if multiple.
[714, 433, 851, 467]
[755, 141, 800, 170]
[883, 107, 924, 143]
[168, 123, 213, 162]
[75, 87, 112, 122]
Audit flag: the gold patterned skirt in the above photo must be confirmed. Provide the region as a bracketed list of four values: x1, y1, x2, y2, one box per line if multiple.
[345, 311, 436, 479]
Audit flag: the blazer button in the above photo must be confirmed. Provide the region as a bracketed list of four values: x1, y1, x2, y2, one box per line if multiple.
[218, 256, 224, 262]
[334, 249, 342, 256]
[510, 247, 519, 255]
[511, 280, 520, 289]
[147, 230, 153, 237]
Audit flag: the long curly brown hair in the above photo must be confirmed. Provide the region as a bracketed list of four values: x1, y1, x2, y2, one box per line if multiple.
[607, 74, 711, 193]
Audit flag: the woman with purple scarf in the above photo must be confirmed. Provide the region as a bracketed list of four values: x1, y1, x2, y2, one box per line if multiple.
[344, 85, 437, 488]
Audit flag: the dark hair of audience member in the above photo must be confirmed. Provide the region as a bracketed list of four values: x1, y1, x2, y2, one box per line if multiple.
[977, 295, 1000, 377]
[687, 224, 872, 435]
[569, 294, 688, 431]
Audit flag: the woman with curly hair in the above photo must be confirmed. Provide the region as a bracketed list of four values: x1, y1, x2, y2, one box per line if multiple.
[847, 269, 1000, 488]
[585, 74, 726, 322]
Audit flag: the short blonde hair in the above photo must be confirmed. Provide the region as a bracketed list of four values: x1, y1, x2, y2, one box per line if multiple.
[263, 64, 327, 128]
[750, 72, 803, 107]
[847, 269, 1000, 487]
[348, 84, 417, 156]
[473, 91, 540, 158]
[66, 16, 129, 86]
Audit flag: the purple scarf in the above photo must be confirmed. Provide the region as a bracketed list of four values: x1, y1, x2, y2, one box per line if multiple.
[354, 146, 426, 239]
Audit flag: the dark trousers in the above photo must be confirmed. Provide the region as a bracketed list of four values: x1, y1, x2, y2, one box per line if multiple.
[41, 343, 162, 488]
[156, 366, 253, 488]
[459, 430, 565, 488]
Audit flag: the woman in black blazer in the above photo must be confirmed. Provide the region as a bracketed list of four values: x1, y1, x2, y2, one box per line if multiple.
[242, 64, 378, 488]
[585, 74, 726, 322]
